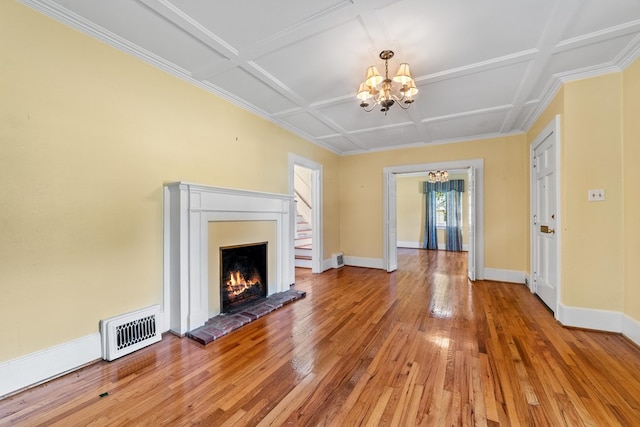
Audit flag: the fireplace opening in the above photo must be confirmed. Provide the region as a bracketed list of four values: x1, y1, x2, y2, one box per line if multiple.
[220, 242, 268, 313]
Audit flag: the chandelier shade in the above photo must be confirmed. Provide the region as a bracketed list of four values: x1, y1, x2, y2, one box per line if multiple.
[427, 171, 449, 183]
[357, 50, 418, 113]
[365, 66, 383, 87]
[393, 63, 412, 85]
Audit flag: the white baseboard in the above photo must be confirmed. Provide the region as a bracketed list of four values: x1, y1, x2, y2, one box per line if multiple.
[396, 242, 470, 251]
[397, 241, 421, 249]
[483, 268, 526, 284]
[322, 258, 333, 271]
[622, 314, 640, 347]
[0, 333, 102, 398]
[557, 304, 622, 333]
[344, 256, 384, 269]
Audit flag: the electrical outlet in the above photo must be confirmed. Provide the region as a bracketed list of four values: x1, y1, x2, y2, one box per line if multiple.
[588, 189, 605, 201]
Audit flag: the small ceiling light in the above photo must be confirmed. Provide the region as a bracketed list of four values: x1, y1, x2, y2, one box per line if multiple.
[357, 50, 418, 114]
[427, 171, 449, 183]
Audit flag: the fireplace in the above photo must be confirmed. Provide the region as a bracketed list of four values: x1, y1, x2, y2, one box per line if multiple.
[220, 242, 267, 313]
[163, 182, 295, 335]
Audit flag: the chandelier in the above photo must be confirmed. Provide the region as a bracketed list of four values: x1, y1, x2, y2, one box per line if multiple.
[427, 171, 449, 183]
[357, 50, 418, 113]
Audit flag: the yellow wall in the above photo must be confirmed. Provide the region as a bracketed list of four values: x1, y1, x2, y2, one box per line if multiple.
[0, 2, 340, 361]
[623, 60, 640, 320]
[339, 135, 529, 271]
[563, 74, 624, 310]
[528, 73, 625, 312]
[396, 175, 425, 244]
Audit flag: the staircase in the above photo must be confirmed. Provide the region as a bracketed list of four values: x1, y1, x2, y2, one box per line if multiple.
[294, 165, 313, 269]
[295, 213, 312, 268]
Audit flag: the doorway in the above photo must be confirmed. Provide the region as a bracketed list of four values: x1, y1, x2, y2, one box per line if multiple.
[383, 159, 484, 280]
[289, 154, 323, 273]
[530, 116, 560, 314]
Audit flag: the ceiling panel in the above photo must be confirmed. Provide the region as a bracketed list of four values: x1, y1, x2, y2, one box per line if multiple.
[378, 0, 556, 74]
[350, 124, 423, 150]
[278, 112, 337, 138]
[253, 18, 372, 104]
[315, 100, 414, 132]
[205, 67, 298, 114]
[169, 0, 349, 50]
[417, 61, 529, 118]
[316, 135, 364, 153]
[425, 110, 509, 142]
[57, 0, 225, 71]
[561, 0, 640, 40]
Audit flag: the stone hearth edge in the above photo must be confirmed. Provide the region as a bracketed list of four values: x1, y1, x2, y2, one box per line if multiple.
[187, 289, 306, 345]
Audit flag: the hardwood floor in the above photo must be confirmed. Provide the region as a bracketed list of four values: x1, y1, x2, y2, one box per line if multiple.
[2, 249, 640, 426]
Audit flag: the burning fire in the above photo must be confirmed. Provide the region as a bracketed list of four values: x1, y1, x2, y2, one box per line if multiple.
[226, 270, 262, 296]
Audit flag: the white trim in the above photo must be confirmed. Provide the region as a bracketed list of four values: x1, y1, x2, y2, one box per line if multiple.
[289, 154, 323, 274]
[622, 315, 640, 347]
[383, 159, 485, 279]
[555, 306, 640, 348]
[0, 333, 101, 398]
[557, 304, 622, 333]
[344, 256, 384, 270]
[483, 268, 526, 284]
[322, 257, 333, 271]
[380, 173, 398, 272]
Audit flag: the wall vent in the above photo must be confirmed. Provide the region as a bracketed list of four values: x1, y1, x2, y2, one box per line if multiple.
[100, 305, 162, 361]
[332, 252, 344, 269]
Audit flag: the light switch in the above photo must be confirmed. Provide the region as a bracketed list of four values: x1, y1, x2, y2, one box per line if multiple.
[588, 189, 605, 201]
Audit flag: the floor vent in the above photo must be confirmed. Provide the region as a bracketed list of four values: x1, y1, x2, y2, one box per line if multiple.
[100, 305, 162, 361]
[332, 252, 344, 269]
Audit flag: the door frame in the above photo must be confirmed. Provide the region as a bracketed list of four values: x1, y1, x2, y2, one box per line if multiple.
[530, 115, 561, 316]
[383, 159, 484, 278]
[289, 154, 323, 273]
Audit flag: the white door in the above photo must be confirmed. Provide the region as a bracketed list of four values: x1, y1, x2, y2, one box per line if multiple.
[532, 119, 559, 313]
[467, 167, 476, 281]
[387, 172, 398, 272]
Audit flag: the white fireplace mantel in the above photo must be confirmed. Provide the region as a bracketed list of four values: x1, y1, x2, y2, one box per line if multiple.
[163, 182, 295, 335]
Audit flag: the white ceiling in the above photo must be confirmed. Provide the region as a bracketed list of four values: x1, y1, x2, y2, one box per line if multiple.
[21, 0, 640, 155]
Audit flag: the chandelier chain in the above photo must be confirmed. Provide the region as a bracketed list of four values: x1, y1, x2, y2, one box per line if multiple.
[385, 57, 389, 82]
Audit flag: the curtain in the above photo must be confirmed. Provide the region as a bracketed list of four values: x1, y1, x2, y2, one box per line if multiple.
[423, 188, 438, 250]
[445, 189, 463, 251]
[423, 180, 465, 251]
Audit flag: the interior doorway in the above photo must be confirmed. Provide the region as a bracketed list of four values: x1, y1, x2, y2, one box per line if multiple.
[293, 164, 313, 269]
[383, 159, 484, 280]
[289, 154, 323, 273]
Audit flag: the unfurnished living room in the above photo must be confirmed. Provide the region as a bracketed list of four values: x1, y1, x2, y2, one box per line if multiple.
[2, 1, 640, 425]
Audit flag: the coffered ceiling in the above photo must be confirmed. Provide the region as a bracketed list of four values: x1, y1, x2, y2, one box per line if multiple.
[20, 0, 640, 154]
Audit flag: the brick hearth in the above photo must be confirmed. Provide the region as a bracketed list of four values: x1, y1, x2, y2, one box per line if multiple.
[187, 289, 306, 345]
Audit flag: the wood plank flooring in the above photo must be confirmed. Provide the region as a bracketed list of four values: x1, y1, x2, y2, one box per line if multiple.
[3, 249, 640, 426]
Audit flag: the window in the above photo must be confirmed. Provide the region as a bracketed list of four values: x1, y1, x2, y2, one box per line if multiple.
[435, 191, 446, 227]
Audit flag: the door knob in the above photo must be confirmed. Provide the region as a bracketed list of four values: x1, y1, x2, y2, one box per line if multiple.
[540, 225, 555, 234]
